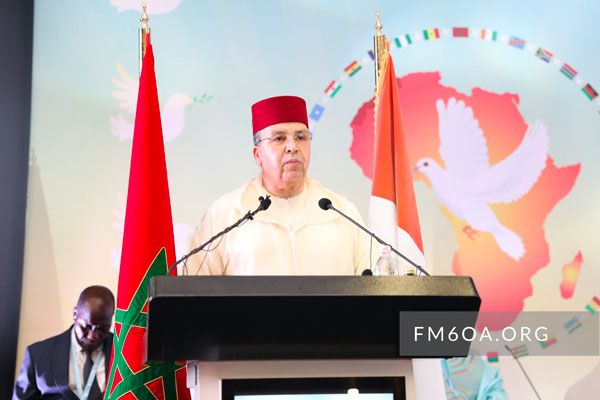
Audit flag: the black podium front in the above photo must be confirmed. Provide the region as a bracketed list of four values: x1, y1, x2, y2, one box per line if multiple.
[147, 275, 480, 362]
[147, 276, 479, 361]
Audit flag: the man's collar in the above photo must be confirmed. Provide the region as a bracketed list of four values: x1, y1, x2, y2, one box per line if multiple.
[235, 174, 339, 226]
[251, 174, 308, 204]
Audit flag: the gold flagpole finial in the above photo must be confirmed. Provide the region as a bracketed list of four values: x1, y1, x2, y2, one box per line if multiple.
[141, 3, 149, 30]
[373, 11, 387, 94]
[375, 11, 383, 35]
[138, 3, 151, 76]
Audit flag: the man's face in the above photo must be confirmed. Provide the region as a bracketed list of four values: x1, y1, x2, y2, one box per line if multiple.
[253, 122, 311, 195]
[73, 297, 114, 353]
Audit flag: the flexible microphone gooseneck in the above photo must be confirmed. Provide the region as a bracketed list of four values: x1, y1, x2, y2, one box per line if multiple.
[318, 197, 429, 276]
[166, 195, 272, 275]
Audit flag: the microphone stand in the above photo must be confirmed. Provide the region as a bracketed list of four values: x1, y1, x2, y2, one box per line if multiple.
[323, 202, 430, 276]
[166, 196, 271, 275]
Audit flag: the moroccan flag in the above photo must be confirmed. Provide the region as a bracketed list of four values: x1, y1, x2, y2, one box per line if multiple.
[104, 39, 190, 400]
[369, 51, 425, 272]
[453, 27, 469, 38]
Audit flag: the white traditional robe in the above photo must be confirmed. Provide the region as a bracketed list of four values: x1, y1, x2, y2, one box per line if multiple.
[186, 175, 373, 275]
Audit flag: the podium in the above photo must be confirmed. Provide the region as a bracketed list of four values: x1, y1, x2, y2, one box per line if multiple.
[147, 276, 480, 399]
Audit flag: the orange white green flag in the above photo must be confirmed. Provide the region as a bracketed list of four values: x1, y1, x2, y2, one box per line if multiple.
[369, 49, 444, 400]
[368, 49, 426, 273]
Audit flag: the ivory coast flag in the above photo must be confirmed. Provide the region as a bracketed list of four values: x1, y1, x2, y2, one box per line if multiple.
[104, 38, 190, 400]
[369, 51, 426, 272]
[370, 54, 441, 395]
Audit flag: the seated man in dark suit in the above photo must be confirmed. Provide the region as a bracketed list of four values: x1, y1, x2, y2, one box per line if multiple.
[13, 285, 115, 400]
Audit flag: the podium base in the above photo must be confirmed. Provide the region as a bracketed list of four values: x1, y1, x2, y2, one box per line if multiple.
[187, 359, 418, 399]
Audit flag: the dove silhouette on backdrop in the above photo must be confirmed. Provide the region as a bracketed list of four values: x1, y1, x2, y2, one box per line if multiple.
[414, 97, 549, 261]
[110, 63, 194, 142]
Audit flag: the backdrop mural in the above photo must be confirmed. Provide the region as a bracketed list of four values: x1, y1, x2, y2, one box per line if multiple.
[18, 1, 600, 398]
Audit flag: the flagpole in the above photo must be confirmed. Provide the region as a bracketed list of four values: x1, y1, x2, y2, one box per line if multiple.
[139, 3, 150, 76]
[105, 7, 191, 398]
[373, 11, 386, 95]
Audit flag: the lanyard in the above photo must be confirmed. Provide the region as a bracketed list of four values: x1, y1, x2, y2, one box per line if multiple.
[70, 338, 103, 400]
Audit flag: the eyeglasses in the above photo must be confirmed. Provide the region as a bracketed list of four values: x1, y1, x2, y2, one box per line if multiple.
[256, 131, 313, 146]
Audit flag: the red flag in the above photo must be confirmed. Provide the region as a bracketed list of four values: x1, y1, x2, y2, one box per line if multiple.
[368, 51, 426, 272]
[105, 40, 190, 400]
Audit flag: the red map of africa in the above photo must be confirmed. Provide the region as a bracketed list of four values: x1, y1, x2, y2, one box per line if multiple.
[350, 72, 580, 328]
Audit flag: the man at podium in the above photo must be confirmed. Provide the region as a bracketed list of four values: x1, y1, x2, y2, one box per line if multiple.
[186, 95, 371, 276]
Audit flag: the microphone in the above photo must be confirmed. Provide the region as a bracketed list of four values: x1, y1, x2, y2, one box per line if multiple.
[318, 197, 429, 276]
[166, 195, 271, 275]
[318, 198, 332, 210]
[258, 195, 272, 211]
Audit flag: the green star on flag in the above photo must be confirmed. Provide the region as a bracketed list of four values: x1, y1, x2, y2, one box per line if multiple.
[105, 249, 185, 399]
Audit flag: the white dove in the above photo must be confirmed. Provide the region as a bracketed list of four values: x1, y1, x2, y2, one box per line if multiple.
[110, 63, 194, 142]
[110, 0, 182, 14]
[414, 97, 549, 261]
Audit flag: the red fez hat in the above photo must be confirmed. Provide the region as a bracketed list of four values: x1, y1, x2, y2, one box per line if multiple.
[251, 95, 308, 134]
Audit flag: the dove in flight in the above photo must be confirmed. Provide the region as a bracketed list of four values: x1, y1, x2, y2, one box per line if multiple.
[109, 63, 194, 142]
[414, 97, 549, 261]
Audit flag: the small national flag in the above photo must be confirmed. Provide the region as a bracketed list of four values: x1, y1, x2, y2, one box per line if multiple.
[480, 29, 497, 41]
[540, 335, 557, 349]
[508, 35, 526, 49]
[582, 84, 598, 101]
[324, 80, 341, 98]
[585, 295, 600, 312]
[564, 316, 582, 334]
[510, 344, 529, 358]
[487, 352, 499, 363]
[560, 63, 578, 80]
[344, 61, 361, 77]
[536, 48, 553, 63]
[423, 28, 440, 40]
[394, 34, 412, 48]
[452, 27, 469, 38]
[309, 104, 325, 121]
[368, 49, 375, 60]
